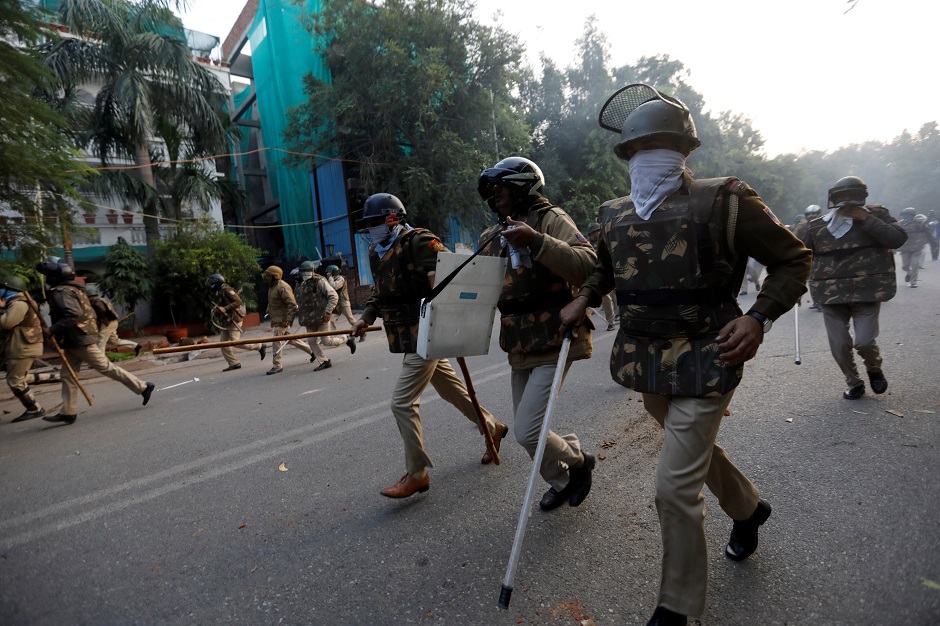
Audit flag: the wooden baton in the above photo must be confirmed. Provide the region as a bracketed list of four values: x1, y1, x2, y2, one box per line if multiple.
[153, 326, 382, 355]
[456, 356, 501, 465]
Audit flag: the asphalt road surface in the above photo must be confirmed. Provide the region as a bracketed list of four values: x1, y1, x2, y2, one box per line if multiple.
[1, 263, 938, 625]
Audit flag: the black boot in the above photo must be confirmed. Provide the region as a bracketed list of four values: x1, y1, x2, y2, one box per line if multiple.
[867, 371, 888, 394]
[725, 499, 772, 561]
[646, 606, 687, 626]
[568, 453, 595, 506]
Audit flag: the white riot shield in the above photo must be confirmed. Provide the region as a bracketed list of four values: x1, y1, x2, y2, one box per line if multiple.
[417, 251, 507, 359]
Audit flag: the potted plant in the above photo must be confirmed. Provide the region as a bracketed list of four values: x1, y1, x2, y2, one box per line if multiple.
[107, 210, 119, 224]
[122, 209, 134, 224]
[83, 211, 97, 224]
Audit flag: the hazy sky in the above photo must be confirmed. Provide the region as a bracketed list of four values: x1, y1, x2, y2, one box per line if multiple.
[179, 0, 935, 157]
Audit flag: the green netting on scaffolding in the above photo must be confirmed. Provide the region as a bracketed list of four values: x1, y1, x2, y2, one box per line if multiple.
[246, 0, 330, 259]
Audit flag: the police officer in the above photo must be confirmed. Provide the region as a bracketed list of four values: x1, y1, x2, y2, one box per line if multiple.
[477, 157, 597, 510]
[264, 265, 312, 375]
[36, 261, 155, 424]
[587, 220, 616, 331]
[326, 265, 359, 338]
[295, 261, 355, 371]
[560, 84, 811, 626]
[898, 207, 936, 288]
[0, 275, 46, 422]
[806, 177, 907, 399]
[206, 273, 266, 372]
[350, 193, 507, 498]
[86, 284, 141, 357]
[792, 205, 823, 309]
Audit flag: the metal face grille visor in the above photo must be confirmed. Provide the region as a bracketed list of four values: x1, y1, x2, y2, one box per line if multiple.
[599, 83, 688, 133]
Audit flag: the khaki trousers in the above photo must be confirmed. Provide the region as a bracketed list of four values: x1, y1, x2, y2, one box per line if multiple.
[821, 302, 882, 387]
[332, 299, 357, 327]
[392, 352, 498, 475]
[642, 391, 760, 618]
[62, 344, 147, 414]
[96, 320, 138, 354]
[271, 325, 312, 368]
[901, 247, 925, 285]
[6, 357, 41, 410]
[305, 321, 345, 363]
[219, 326, 262, 367]
[511, 364, 582, 491]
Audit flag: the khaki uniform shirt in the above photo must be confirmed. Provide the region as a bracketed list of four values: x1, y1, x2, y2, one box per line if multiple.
[1, 297, 44, 358]
[266, 279, 298, 326]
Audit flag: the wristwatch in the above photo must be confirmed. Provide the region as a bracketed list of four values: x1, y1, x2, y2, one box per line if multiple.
[745, 310, 773, 333]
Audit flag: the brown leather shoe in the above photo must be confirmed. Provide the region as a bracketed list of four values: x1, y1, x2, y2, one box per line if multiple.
[380, 472, 430, 498]
[481, 422, 509, 464]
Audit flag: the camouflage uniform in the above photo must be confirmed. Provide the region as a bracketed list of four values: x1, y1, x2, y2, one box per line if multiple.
[328, 274, 357, 327]
[806, 205, 907, 388]
[48, 282, 149, 415]
[478, 199, 596, 491]
[88, 294, 138, 354]
[581, 177, 810, 617]
[1, 292, 45, 417]
[212, 282, 263, 367]
[266, 275, 312, 369]
[296, 273, 345, 364]
[360, 226, 500, 476]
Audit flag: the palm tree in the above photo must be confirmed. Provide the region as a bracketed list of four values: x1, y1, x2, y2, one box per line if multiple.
[40, 0, 232, 259]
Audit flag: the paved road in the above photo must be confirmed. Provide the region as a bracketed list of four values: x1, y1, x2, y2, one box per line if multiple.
[1, 263, 938, 625]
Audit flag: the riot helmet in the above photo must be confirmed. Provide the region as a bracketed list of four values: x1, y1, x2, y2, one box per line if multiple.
[298, 261, 316, 281]
[477, 156, 545, 213]
[264, 266, 283, 285]
[327, 265, 340, 276]
[587, 220, 601, 235]
[599, 84, 701, 160]
[0, 274, 27, 303]
[361, 193, 406, 243]
[0, 275, 26, 293]
[206, 273, 225, 291]
[828, 176, 868, 208]
[85, 284, 100, 297]
[804, 204, 821, 218]
[36, 260, 75, 286]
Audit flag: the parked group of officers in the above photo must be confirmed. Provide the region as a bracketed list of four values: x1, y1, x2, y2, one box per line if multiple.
[1, 82, 927, 625]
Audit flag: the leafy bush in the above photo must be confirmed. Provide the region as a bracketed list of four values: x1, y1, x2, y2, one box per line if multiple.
[154, 220, 264, 326]
[98, 237, 152, 316]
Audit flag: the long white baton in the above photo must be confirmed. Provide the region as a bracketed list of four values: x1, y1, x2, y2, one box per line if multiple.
[273, 325, 295, 357]
[794, 300, 801, 365]
[498, 333, 572, 610]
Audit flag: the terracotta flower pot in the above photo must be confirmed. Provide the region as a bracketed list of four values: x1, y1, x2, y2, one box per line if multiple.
[167, 328, 188, 343]
[84, 213, 96, 224]
[107, 212, 119, 224]
[122, 213, 134, 224]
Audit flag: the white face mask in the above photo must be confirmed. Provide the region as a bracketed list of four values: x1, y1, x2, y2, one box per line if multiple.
[368, 224, 391, 243]
[300, 272, 313, 281]
[628, 149, 687, 220]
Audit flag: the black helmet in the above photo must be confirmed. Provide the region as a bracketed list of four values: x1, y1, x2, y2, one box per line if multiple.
[598, 84, 701, 160]
[361, 193, 406, 228]
[477, 156, 545, 213]
[206, 273, 225, 290]
[36, 260, 75, 286]
[828, 176, 868, 208]
[0, 274, 27, 292]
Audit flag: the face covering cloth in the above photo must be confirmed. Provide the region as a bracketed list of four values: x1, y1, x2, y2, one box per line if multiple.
[373, 224, 408, 257]
[628, 149, 687, 220]
[822, 208, 854, 239]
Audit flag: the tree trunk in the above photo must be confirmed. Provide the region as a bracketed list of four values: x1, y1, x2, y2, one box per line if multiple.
[134, 144, 160, 260]
[61, 218, 74, 269]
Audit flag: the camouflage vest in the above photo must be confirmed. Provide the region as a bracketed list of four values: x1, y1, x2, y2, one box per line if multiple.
[808, 206, 897, 304]
[368, 229, 433, 353]
[9, 294, 43, 344]
[296, 276, 332, 327]
[605, 178, 747, 397]
[53, 283, 99, 338]
[478, 207, 572, 355]
[89, 295, 119, 324]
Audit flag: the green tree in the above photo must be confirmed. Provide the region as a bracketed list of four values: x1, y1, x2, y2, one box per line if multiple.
[284, 0, 530, 238]
[98, 237, 152, 322]
[154, 221, 263, 327]
[0, 0, 87, 263]
[40, 0, 231, 259]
